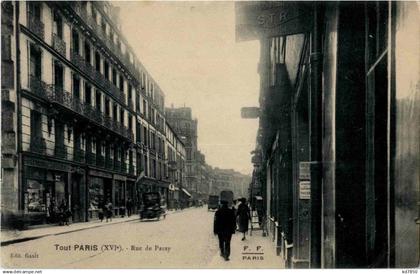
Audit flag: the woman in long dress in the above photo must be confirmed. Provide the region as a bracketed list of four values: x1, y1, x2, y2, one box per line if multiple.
[236, 198, 251, 241]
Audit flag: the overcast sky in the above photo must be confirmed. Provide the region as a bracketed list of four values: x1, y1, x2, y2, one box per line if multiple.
[116, 1, 260, 175]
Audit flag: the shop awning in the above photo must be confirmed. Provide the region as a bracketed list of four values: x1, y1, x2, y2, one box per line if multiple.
[181, 188, 192, 197]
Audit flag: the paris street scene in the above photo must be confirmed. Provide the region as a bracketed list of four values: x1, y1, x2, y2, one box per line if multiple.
[1, 0, 419, 270]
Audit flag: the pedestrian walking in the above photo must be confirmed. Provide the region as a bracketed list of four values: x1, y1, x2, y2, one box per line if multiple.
[105, 200, 113, 222]
[126, 198, 133, 217]
[58, 199, 70, 226]
[98, 199, 105, 222]
[213, 200, 236, 261]
[237, 198, 251, 241]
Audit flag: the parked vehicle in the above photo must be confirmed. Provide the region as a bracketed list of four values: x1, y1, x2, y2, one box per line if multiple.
[208, 195, 219, 211]
[139, 192, 166, 220]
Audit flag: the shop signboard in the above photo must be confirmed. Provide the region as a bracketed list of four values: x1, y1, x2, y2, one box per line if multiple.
[235, 1, 313, 42]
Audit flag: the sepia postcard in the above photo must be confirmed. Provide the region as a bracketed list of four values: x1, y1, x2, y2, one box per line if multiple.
[1, 0, 419, 271]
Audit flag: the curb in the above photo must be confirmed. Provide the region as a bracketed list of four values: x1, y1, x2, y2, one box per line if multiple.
[1, 207, 200, 246]
[1, 217, 138, 247]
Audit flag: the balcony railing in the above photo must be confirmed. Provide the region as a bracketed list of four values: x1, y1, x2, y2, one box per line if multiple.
[96, 154, 105, 168]
[30, 136, 46, 154]
[52, 33, 66, 57]
[27, 79, 133, 141]
[29, 76, 49, 99]
[105, 157, 114, 169]
[70, 51, 126, 104]
[86, 152, 96, 165]
[74, 149, 85, 163]
[129, 165, 135, 175]
[54, 144, 67, 159]
[114, 160, 121, 172]
[69, 4, 140, 82]
[27, 13, 44, 39]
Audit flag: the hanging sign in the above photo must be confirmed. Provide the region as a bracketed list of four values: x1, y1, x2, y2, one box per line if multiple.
[235, 1, 313, 42]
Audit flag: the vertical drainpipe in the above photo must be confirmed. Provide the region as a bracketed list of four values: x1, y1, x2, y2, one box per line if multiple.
[15, 0, 22, 212]
[309, 1, 324, 268]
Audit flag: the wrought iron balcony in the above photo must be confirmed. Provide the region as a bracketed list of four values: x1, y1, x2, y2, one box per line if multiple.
[54, 144, 67, 159]
[52, 33, 66, 57]
[74, 149, 85, 163]
[68, 4, 140, 83]
[121, 162, 127, 174]
[45, 86, 134, 142]
[30, 136, 46, 154]
[29, 76, 49, 99]
[105, 157, 114, 169]
[96, 154, 105, 168]
[70, 51, 126, 104]
[86, 151, 96, 165]
[128, 99, 134, 111]
[114, 160, 121, 172]
[27, 13, 44, 39]
[129, 165, 135, 175]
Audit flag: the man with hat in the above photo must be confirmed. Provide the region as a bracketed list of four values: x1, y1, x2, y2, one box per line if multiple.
[213, 200, 236, 261]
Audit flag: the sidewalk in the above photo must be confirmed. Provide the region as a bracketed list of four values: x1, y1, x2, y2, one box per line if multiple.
[0, 207, 194, 246]
[208, 229, 286, 268]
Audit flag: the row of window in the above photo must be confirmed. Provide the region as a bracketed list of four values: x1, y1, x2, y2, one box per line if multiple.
[28, 2, 165, 121]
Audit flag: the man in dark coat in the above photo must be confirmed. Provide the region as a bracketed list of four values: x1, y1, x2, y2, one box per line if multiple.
[214, 200, 236, 261]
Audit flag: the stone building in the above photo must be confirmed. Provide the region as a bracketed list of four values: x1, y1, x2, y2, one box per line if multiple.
[1, 1, 185, 227]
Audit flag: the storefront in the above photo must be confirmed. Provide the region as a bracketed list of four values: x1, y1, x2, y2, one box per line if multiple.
[22, 155, 73, 225]
[88, 169, 113, 220]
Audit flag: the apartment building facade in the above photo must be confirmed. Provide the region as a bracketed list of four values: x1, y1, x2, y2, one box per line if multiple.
[1, 1, 185, 227]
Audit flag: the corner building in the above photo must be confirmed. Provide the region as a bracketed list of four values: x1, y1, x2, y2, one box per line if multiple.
[1, 1, 184, 227]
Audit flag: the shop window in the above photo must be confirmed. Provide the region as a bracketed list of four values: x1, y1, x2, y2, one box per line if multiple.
[88, 177, 104, 216]
[27, 179, 46, 213]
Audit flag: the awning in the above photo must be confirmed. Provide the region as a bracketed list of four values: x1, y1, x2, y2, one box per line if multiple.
[181, 188, 192, 197]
